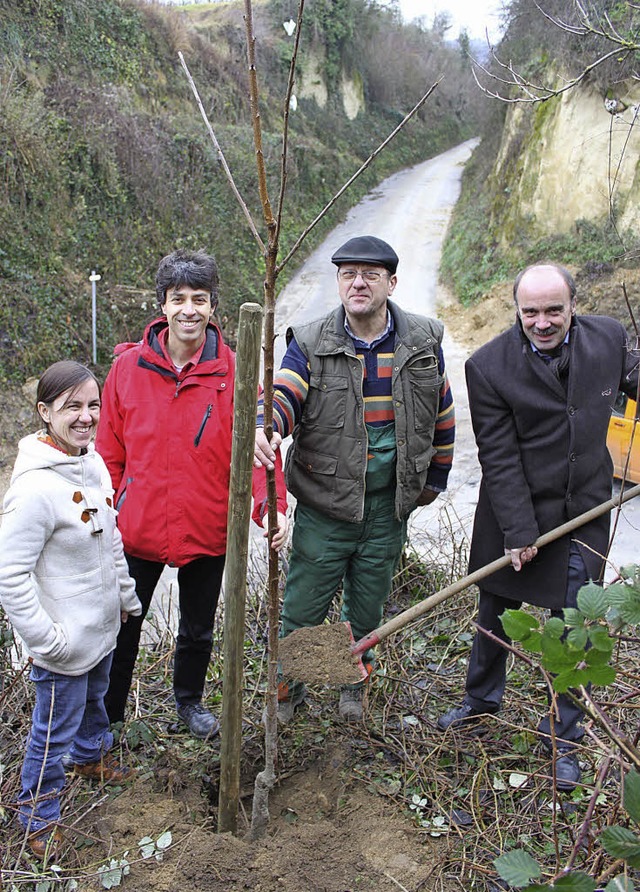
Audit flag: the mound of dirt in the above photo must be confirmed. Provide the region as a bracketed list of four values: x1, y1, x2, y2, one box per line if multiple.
[278, 623, 365, 686]
[60, 740, 454, 892]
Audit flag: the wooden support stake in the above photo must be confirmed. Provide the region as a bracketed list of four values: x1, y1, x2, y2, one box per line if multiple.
[218, 302, 263, 834]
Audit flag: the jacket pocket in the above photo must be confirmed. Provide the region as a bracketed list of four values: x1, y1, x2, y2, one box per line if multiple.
[407, 356, 442, 432]
[38, 567, 103, 602]
[116, 477, 133, 512]
[194, 404, 213, 446]
[407, 354, 439, 377]
[29, 623, 69, 665]
[414, 447, 437, 473]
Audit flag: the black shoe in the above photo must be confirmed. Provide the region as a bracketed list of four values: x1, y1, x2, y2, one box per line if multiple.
[554, 753, 581, 791]
[437, 701, 495, 731]
[176, 703, 220, 740]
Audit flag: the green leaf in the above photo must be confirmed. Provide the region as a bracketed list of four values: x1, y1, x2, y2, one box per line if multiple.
[98, 861, 125, 890]
[619, 564, 639, 581]
[601, 825, 640, 860]
[501, 610, 541, 641]
[606, 582, 631, 603]
[588, 625, 614, 652]
[138, 836, 155, 859]
[547, 874, 597, 891]
[583, 665, 616, 687]
[544, 617, 566, 639]
[563, 608, 584, 627]
[606, 584, 640, 625]
[624, 769, 640, 824]
[566, 626, 588, 650]
[156, 830, 172, 850]
[577, 583, 608, 620]
[541, 638, 578, 673]
[552, 669, 588, 693]
[521, 872, 597, 891]
[512, 731, 537, 754]
[494, 849, 541, 886]
[584, 644, 613, 665]
[605, 876, 635, 892]
[522, 631, 544, 653]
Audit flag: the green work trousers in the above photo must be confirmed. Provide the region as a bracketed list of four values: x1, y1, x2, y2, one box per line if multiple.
[280, 488, 407, 687]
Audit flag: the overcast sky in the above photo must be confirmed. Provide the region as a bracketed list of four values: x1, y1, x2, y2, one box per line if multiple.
[396, 0, 504, 41]
[165, 1, 505, 43]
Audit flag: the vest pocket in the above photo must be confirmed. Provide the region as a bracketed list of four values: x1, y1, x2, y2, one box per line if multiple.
[407, 358, 442, 432]
[303, 374, 348, 427]
[407, 354, 439, 376]
[290, 444, 338, 476]
[414, 446, 437, 472]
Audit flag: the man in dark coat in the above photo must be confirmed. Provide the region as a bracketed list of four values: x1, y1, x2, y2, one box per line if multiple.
[437, 262, 639, 790]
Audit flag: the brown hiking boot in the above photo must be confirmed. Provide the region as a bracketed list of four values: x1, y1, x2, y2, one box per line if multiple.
[28, 825, 63, 860]
[276, 682, 307, 724]
[72, 751, 135, 784]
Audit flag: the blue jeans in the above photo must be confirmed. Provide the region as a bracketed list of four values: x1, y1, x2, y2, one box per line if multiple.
[19, 653, 114, 832]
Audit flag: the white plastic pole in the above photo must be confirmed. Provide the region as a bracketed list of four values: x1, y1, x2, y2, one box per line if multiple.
[89, 271, 101, 365]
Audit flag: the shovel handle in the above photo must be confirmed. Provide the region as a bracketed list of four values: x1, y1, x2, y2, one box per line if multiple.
[352, 482, 640, 657]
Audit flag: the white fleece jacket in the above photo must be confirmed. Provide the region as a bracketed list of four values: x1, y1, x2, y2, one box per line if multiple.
[0, 433, 141, 675]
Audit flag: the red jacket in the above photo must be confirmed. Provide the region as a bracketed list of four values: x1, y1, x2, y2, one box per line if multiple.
[95, 317, 287, 567]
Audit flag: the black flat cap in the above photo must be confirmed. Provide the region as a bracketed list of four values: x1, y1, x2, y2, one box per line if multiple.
[331, 235, 399, 274]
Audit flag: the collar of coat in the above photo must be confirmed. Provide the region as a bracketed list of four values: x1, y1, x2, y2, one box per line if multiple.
[112, 316, 229, 380]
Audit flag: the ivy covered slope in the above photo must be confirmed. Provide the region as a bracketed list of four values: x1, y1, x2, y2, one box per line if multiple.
[0, 0, 479, 382]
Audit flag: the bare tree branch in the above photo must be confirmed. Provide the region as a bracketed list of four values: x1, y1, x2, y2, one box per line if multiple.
[178, 52, 265, 253]
[471, 0, 640, 103]
[277, 78, 442, 273]
[472, 43, 632, 103]
[275, 0, 306, 247]
[243, 0, 276, 240]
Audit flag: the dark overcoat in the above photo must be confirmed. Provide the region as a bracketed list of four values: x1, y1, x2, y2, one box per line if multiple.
[467, 314, 639, 609]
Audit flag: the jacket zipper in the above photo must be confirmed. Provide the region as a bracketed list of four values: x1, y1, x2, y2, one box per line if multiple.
[194, 404, 213, 447]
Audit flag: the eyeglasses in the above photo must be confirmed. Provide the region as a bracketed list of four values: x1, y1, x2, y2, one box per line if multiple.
[337, 269, 387, 283]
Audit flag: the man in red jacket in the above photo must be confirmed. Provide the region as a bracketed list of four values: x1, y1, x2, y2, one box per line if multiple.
[96, 249, 288, 739]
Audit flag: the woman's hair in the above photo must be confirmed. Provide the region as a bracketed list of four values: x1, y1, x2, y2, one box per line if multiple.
[36, 361, 101, 426]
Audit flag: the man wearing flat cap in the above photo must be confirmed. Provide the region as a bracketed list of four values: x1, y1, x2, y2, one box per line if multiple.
[255, 235, 454, 723]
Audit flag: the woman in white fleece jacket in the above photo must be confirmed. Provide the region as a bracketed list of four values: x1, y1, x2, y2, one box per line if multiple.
[0, 361, 141, 861]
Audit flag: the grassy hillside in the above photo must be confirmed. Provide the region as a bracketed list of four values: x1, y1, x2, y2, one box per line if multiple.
[0, 0, 480, 382]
